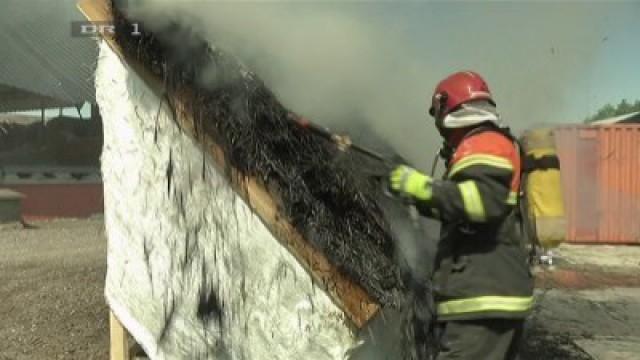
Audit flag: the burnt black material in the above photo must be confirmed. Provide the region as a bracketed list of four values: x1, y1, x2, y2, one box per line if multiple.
[109, 2, 403, 307]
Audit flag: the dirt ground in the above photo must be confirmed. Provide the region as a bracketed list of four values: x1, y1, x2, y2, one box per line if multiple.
[0, 219, 108, 360]
[1, 219, 639, 359]
[522, 245, 640, 360]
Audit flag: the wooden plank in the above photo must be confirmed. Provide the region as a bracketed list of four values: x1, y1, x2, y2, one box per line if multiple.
[109, 311, 130, 360]
[77, 0, 111, 26]
[78, 0, 380, 328]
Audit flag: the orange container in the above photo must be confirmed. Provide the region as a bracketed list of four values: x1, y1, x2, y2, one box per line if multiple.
[554, 125, 640, 244]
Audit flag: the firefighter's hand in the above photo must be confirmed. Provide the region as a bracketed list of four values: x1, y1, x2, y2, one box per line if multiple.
[389, 165, 433, 201]
[331, 134, 352, 152]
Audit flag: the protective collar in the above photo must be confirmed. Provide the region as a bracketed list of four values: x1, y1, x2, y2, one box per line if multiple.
[442, 102, 502, 129]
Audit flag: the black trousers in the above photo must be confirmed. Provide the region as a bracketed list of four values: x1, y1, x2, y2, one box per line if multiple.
[436, 319, 525, 360]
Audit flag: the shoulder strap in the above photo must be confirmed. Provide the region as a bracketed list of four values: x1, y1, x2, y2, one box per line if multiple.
[511, 135, 542, 263]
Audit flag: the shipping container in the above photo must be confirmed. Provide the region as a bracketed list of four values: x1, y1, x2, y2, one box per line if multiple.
[554, 125, 640, 244]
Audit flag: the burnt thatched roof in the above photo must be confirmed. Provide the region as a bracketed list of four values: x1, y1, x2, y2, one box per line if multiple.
[109, 1, 406, 308]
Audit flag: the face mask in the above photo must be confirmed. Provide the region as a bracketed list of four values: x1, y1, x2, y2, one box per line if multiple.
[442, 103, 502, 129]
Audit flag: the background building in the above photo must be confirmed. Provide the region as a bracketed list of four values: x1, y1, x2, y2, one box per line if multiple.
[0, 0, 102, 220]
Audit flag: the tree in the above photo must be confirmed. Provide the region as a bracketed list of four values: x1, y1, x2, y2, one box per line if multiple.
[616, 99, 633, 115]
[585, 98, 640, 123]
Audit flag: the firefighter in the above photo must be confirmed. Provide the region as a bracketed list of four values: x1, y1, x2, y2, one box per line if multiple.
[388, 71, 534, 359]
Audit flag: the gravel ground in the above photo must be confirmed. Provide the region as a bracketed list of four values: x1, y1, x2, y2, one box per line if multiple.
[521, 245, 640, 360]
[0, 219, 108, 360]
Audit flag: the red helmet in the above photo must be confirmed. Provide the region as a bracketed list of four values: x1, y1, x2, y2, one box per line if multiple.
[429, 71, 495, 119]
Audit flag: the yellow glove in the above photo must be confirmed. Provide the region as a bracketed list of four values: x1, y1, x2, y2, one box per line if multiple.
[389, 165, 433, 200]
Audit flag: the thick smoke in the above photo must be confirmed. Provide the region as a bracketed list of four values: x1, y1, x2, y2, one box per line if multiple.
[124, 1, 616, 170]
[124, 1, 431, 168]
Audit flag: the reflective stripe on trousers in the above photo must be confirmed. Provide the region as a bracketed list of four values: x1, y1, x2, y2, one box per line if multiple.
[437, 296, 534, 316]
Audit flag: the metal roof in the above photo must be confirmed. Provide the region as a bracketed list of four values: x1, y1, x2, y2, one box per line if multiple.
[0, 84, 76, 113]
[0, 0, 97, 112]
[0, 113, 42, 125]
[591, 111, 640, 125]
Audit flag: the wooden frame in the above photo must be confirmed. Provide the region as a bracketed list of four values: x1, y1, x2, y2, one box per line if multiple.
[77, 0, 379, 330]
[109, 312, 130, 360]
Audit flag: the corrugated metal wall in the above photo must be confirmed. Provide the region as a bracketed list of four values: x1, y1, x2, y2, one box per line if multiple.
[554, 125, 640, 244]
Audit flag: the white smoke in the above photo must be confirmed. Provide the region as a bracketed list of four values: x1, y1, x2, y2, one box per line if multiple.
[123, 1, 617, 169]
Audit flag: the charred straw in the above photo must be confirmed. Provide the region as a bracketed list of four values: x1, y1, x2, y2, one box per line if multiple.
[110, 1, 404, 307]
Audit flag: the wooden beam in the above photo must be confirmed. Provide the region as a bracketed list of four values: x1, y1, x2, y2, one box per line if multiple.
[78, 0, 380, 328]
[109, 311, 130, 360]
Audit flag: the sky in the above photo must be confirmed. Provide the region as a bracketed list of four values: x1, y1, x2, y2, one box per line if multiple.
[404, 2, 639, 123]
[130, 0, 640, 169]
[581, 6, 640, 118]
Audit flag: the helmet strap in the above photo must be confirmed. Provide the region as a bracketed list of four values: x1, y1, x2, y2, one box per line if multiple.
[434, 92, 448, 119]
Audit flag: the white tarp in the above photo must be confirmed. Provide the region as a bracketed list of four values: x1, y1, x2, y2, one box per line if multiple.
[96, 40, 357, 359]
